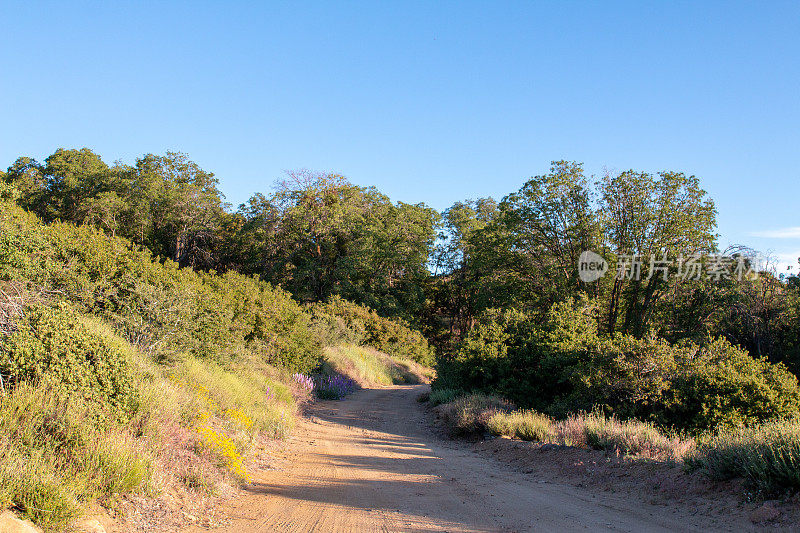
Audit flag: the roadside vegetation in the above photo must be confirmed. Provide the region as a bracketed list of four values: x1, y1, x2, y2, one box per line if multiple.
[3, 149, 800, 520]
[430, 391, 800, 496]
[321, 344, 433, 387]
[0, 190, 431, 530]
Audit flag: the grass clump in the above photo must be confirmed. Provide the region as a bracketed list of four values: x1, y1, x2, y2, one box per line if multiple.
[0, 382, 155, 530]
[436, 393, 690, 461]
[567, 411, 689, 461]
[436, 393, 513, 434]
[688, 420, 800, 496]
[487, 410, 554, 442]
[427, 388, 461, 406]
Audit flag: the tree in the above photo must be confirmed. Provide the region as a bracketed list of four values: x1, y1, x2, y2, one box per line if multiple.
[598, 170, 717, 336]
[232, 170, 439, 321]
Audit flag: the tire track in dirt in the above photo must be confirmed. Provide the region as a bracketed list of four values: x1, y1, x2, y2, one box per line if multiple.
[184, 385, 743, 532]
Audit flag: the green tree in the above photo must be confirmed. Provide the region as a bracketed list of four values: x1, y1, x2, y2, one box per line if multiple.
[599, 170, 717, 337]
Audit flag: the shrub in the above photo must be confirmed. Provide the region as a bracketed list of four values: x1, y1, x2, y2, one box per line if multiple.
[668, 337, 800, 430]
[0, 201, 322, 372]
[436, 298, 800, 433]
[433, 308, 542, 404]
[310, 312, 365, 347]
[689, 420, 800, 496]
[562, 333, 688, 420]
[428, 388, 461, 406]
[0, 303, 137, 419]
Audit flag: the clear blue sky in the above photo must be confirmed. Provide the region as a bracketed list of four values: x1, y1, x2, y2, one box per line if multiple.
[2, 1, 799, 271]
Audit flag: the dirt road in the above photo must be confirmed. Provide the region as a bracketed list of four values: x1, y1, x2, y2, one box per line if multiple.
[186, 385, 740, 532]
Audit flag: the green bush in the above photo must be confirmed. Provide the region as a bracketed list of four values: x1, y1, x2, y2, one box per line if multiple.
[0, 303, 137, 418]
[435, 297, 800, 433]
[433, 307, 543, 405]
[667, 337, 800, 430]
[0, 200, 322, 373]
[562, 333, 688, 419]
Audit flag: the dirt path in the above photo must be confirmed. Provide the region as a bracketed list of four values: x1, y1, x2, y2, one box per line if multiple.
[185, 385, 743, 532]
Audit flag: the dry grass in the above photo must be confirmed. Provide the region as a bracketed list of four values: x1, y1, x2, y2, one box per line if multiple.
[436, 393, 691, 462]
[487, 410, 554, 442]
[322, 344, 434, 387]
[435, 394, 514, 434]
[0, 317, 302, 531]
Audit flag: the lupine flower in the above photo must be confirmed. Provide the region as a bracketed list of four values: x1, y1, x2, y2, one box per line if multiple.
[315, 374, 357, 400]
[292, 373, 315, 391]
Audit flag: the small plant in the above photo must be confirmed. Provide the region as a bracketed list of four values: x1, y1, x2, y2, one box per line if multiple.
[487, 410, 554, 442]
[196, 417, 249, 481]
[688, 419, 800, 496]
[292, 373, 315, 391]
[315, 374, 357, 400]
[428, 388, 461, 406]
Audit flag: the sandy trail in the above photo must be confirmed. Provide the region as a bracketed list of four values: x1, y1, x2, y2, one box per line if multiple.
[185, 385, 736, 532]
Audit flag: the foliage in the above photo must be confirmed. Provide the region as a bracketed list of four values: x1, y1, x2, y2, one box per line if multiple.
[0, 200, 322, 372]
[666, 337, 800, 430]
[688, 420, 800, 496]
[435, 298, 800, 432]
[311, 296, 434, 365]
[230, 170, 439, 319]
[321, 344, 433, 387]
[0, 303, 137, 419]
[3, 149, 226, 269]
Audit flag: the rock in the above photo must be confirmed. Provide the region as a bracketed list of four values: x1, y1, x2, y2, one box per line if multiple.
[74, 517, 106, 533]
[0, 511, 42, 533]
[750, 501, 780, 523]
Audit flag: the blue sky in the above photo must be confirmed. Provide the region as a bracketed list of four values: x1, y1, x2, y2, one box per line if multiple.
[2, 1, 799, 271]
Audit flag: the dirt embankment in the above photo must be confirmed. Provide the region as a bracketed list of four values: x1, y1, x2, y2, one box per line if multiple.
[177, 384, 795, 532]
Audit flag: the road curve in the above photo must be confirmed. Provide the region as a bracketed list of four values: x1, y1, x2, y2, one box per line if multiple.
[185, 385, 730, 533]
